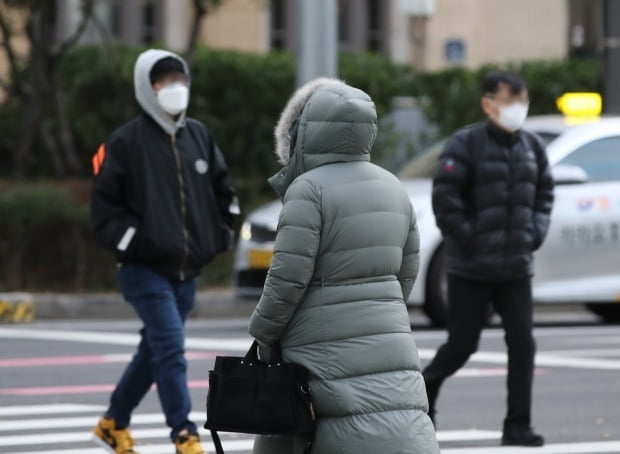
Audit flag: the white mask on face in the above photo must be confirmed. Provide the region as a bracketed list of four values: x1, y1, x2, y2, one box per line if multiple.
[156, 82, 189, 115]
[497, 102, 529, 132]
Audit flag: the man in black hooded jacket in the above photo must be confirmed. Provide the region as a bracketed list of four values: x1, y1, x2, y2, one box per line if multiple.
[423, 71, 554, 447]
[91, 49, 237, 454]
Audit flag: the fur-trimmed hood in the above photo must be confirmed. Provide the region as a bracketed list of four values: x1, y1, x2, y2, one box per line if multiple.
[273, 78, 377, 166]
[268, 78, 378, 198]
[274, 78, 346, 165]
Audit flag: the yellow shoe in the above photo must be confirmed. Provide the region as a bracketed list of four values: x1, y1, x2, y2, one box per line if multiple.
[174, 429, 207, 454]
[92, 416, 140, 454]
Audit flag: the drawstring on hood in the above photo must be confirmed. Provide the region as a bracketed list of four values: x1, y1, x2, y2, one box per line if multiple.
[134, 49, 190, 135]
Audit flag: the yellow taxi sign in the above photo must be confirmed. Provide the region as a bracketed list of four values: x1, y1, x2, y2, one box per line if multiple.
[556, 92, 602, 117]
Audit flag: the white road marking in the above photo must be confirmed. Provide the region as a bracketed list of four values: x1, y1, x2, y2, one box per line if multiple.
[436, 430, 501, 442]
[559, 336, 620, 346]
[442, 440, 620, 453]
[0, 427, 173, 446]
[542, 348, 620, 357]
[0, 404, 105, 417]
[0, 425, 503, 446]
[10, 435, 620, 454]
[2, 328, 620, 370]
[411, 326, 620, 341]
[1, 405, 617, 454]
[8, 439, 255, 454]
[417, 349, 620, 370]
[0, 327, 251, 352]
[0, 411, 203, 431]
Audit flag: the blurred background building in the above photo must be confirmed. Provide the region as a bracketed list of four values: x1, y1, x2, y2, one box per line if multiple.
[45, 0, 596, 69]
[0, 0, 609, 91]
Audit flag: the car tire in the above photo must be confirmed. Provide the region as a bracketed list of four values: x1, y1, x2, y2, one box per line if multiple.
[585, 303, 620, 323]
[423, 245, 449, 327]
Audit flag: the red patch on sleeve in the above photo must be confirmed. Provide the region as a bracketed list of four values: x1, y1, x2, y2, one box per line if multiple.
[92, 144, 106, 176]
[443, 159, 455, 172]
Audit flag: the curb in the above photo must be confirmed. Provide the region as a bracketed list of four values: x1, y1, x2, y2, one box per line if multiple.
[0, 289, 257, 321]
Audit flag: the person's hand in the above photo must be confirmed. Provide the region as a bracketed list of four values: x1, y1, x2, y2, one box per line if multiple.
[256, 340, 273, 364]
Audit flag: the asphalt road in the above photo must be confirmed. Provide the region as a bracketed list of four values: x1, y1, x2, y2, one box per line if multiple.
[0, 306, 619, 454]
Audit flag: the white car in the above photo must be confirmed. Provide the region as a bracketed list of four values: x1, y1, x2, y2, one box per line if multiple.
[234, 115, 620, 325]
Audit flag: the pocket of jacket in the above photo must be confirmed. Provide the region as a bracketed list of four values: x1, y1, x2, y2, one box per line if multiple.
[217, 225, 235, 254]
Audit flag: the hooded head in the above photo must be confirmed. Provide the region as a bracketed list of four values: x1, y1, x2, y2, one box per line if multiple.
[269, 78, 378, 197]
[134, 49, 190, 135]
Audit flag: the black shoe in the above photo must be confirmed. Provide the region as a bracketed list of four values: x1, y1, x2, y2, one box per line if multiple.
[502, 425, 545, 447]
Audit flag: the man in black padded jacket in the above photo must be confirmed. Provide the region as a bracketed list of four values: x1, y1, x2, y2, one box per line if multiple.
[422, 71, 554, 447]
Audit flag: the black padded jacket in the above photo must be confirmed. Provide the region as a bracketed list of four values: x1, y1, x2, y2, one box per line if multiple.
[91, 114, 237, 281]
[432, 121, 554, 282]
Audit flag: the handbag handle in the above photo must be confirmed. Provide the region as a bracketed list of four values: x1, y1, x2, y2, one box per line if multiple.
[210, 430, 224, 454]
[245, 340, 283, 365]
[210, 341, 288, 454]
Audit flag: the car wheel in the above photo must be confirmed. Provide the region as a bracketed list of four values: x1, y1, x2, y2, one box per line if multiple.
[424, 245, 449, 327]
[585, 303, 620, 323]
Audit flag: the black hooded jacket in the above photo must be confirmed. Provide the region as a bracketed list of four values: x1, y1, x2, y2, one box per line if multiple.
[91, 113, 237, 281]
[432, 121, 554, 282]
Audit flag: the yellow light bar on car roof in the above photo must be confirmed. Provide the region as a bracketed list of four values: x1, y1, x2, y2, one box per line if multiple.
[556, 92, 602, 117]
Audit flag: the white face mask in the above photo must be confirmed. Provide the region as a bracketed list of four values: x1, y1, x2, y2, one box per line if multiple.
[497, 102, 529, 132]
[156, 82, 189, 116]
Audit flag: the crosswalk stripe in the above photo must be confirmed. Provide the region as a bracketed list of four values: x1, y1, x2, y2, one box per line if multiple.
[442, 440, 620, 453]
[0, 404, 105, 417]
[0, 411, 204, 431]
[0, 427, 171, 446]
[10, 437, 620, 454]
[417, 348, 620, 370]
[0, 425, 505, 447]
[0, 380, 210, 396]
[0, 412, 501, 442]
[2, 327, 620, 370]
[0, 328, 251, 352]
[436, 430, 500, 442]
[4, 439, 255, 454]
[0, 351, 216, 368]
[1, 404, 618, 454]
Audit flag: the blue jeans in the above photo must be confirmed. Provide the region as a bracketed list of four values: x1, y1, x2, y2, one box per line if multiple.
[106, 264, 197, 439]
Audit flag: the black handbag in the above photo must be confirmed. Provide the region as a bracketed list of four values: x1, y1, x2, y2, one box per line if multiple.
[204, 341, 315, 454]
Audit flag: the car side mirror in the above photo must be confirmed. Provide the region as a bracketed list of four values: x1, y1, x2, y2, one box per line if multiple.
[552, 164, 588, 185]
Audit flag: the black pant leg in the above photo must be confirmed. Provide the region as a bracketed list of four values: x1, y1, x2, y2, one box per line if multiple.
[492, 277, 536, 428]
[423, 274, 493, 410]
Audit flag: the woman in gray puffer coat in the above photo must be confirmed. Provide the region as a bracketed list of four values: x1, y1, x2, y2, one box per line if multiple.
[248, 78, 440, 454]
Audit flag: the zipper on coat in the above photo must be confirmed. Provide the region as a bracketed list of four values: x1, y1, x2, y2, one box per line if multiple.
[172, 133, 189, 281]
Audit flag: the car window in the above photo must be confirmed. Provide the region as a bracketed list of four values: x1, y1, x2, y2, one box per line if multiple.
[396, 130, 556, 180]
[558, 136, 620, 183]
[397, 140, 446, 179]
[531, 131, 559, 146]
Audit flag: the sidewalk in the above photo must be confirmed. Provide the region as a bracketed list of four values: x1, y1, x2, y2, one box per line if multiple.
[0, 289, 257, 321]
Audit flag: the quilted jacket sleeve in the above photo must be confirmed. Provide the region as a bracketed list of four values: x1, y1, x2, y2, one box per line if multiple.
[248, 178, 322, 345]
[397, 203, 420, 301]
[91, 136, 140, 253]
[432, 133, 473, 247]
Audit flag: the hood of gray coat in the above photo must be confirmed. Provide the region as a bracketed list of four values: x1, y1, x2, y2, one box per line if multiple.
[269, 78, 378, 197]
[134, 49, 190, 135]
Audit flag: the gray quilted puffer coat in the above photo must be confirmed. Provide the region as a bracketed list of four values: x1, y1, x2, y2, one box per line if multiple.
[248, 78, 440, 454]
